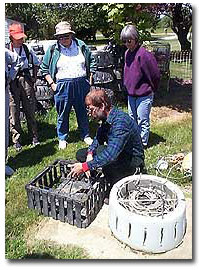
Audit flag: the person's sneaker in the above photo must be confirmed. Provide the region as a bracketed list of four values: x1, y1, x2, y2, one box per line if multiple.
[14, 142, 22, 151]
[5, 165, 15, 176]
[59, 140, 67, 150]
[32, 137, 40, 146]
[84, 137, 93, 145]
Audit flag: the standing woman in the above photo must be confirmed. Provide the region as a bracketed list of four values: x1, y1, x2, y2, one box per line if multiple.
[120, 25, 160, 148]
[41, 21, 96, 149]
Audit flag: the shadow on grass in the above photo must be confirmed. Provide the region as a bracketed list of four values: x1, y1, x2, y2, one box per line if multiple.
[67, 120, 99, 144]
[8, 141, 57, 170]
[21, 253, 55, 259]
[148, 131, 166, 148]
[17, 121, 57, 147]
[154, 78, 192, 113]
[114, 78, 192, 114]
[36, 121, 57, 143]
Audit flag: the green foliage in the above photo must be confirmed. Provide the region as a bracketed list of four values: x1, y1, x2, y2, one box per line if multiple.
[155, 3, 192, 50]
[157, 16, 172, 28]
[5, 3, 160, 41]
[101, 3, 160, 42]
[5, 3, 192, 49]
[5, 3, 108, 40]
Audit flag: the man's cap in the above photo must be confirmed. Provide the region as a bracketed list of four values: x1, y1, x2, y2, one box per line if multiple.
[9, 23, 27, 40]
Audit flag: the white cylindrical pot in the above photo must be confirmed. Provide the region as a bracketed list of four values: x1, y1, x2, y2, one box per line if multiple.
[109, 174, 187, 253]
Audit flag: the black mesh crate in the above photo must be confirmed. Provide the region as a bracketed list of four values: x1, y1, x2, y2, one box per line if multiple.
[25, 159, 107, 228]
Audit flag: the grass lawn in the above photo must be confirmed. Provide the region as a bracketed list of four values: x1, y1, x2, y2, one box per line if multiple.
[5, 102, 192, 259]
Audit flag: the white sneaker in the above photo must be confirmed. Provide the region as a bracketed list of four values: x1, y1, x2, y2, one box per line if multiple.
[5, 165, 15, 176]
[58, 140, 67, 150]
[84, 137, 93, 145]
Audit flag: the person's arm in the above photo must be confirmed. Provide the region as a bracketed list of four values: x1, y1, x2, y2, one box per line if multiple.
[139, 52, 161, 91]
[40, 47, 56, 91]
[68, 118, 131, 177]
[40, 47, 52, 77]
[84, 43, 97, 84]
[44, 74, 56, 92]
[87, 119, 131, 170]
[89, 52, 96, 86]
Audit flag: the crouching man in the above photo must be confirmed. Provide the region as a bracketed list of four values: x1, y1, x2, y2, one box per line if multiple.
[68, 88, 145, 198]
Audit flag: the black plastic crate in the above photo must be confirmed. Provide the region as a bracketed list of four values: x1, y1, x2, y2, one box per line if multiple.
[25, 159, 107, 228]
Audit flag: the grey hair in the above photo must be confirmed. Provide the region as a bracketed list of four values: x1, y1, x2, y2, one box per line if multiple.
[120, 25, 139, 42]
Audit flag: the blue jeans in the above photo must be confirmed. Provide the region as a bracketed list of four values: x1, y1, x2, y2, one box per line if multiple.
[128, 94, 154, 146]
[54, 77, 90, 141]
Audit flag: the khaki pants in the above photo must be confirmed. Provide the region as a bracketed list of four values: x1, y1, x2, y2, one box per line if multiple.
[9, 75, 38, 144]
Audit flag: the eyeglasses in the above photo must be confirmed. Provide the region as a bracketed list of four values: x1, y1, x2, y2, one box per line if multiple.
[58, 34, 71, 41]
[122, 39, 133, 44]
[86, 106, 98, 115]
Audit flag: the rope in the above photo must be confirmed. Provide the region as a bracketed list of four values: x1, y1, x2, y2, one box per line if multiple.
[117, 178, 178, 218]
[154, 154, 192, 180]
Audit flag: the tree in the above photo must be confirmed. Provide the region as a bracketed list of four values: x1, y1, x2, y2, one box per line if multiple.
[101, 3, 192, 51]
[57, 3, 108, 41]
[5, 3, 61, 39]
[157, 16, 172, 29]
[154, 3, 192, 51]
[169, 3, 192, 51]
[5, 3, 108, 41]
[100, 3, 160, 42]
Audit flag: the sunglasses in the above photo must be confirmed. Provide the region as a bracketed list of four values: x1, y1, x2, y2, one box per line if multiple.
[58, 34, 71, 40]
[122, 39, 133, 44]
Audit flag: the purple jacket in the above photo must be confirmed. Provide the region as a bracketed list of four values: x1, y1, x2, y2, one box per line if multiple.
[124, 45, 160, 97]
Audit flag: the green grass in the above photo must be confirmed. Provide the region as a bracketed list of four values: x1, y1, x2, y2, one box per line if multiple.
[23, 241, 89, 259]
[145, 116, 192, 186]
[170, 61, 192, 80]
[5, 104, 192, 259]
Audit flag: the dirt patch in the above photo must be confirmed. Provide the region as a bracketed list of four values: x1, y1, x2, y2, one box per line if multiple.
[32, 198, 192, 259]
[151, 78, 192, 122]
[151, 106, 191, 123]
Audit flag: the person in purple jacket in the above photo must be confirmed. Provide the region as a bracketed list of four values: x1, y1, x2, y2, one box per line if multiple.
[120, 24, 160, 148]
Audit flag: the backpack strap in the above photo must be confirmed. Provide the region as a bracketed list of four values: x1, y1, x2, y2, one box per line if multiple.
[22, 44, 33, 65]
[23, 44, 37, 77]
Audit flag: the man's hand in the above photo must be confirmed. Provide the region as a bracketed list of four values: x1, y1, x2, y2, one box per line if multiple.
[68, 162, 91, 179]
[68, 163, 84, 178]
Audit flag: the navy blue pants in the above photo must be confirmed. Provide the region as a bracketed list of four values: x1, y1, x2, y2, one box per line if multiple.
[54, 77, 90, 141]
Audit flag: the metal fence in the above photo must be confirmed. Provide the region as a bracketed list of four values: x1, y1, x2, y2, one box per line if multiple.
[170, 50, 192, 80]
[170, 50, 192, 63]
